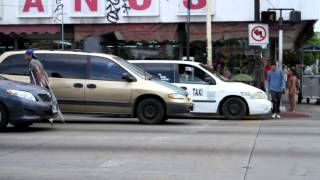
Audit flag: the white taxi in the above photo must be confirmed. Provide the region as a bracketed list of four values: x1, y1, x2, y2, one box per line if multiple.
[130, 60, 272, 120]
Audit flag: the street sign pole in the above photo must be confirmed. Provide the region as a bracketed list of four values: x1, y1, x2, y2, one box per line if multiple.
[268, 8, 295, 70]
[206, 0, 212, 66]
[278, 15, 284, 70]
[186, 0, 191, 61]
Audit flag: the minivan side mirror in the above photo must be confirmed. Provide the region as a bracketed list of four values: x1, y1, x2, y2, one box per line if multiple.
[122, 73, 135, 82]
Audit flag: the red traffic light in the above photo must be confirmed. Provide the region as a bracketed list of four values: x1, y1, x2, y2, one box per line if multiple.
[261, 11, 277, 24]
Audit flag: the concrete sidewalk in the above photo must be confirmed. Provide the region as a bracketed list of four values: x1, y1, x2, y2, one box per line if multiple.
[280, 92, 320, 119]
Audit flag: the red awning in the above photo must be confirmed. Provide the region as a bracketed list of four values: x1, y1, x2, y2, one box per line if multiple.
[0, 25, 60, 35]
[189, 23, 248, 42]
[74, 24, 178, 42]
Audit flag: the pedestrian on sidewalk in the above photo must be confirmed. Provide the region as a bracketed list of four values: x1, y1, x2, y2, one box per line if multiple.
[288, 68, 298, 112]
[267, 61, 285, 119]
[263, 59, 272, 99]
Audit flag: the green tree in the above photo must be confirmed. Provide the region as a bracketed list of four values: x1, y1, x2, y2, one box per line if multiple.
[284, 50, 299, 66]
[303, 33, 320, 66]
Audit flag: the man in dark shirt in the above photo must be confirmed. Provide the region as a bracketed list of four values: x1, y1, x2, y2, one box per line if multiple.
[25, 49, 49, 87]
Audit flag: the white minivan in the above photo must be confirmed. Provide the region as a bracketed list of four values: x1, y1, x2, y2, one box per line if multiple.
[130, 60, 272, 120]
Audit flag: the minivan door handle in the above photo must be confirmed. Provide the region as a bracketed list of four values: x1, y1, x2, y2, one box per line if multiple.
[87, 84, 97, 89]
[73, 83, 84, 88]
[180, 86, 187, 90]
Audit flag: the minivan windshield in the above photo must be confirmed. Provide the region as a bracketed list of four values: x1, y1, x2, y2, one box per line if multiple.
[112, 56, 155, 80]
[200, 64, 231, 82]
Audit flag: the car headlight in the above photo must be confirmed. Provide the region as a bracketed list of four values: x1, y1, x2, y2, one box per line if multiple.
[6, 89, 37, 102]
[251, 92, 268, 100]
[168, 93, 186, 100]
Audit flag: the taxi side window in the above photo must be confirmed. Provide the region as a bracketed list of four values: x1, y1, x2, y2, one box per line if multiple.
[176, 64, 214, 85]
[135, 63, 175, 83]
[89, 57, 127, 81]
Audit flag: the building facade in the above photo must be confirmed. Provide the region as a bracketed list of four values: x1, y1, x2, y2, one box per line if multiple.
[0, 0, 319, 78]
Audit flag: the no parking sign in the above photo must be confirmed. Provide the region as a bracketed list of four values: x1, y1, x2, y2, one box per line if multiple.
[248, 24, 269, 46]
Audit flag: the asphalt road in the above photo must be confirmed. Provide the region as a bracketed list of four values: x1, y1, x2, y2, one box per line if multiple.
[1, 115, 320, 180]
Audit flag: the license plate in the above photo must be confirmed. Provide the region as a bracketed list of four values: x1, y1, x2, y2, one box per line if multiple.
[51, 105, 58, 114]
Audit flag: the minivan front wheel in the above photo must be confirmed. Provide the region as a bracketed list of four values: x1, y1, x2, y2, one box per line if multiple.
[0, 104, 8, 129]
[137, 98, 165, 124]
[221, 97, 247, 120]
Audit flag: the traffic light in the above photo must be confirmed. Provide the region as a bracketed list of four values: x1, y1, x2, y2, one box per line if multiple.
[261, 11, 277, 24]
[290, 11, 301, 24]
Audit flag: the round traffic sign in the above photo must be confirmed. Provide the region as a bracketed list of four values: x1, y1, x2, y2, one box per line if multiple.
[251, 26, 267, 42]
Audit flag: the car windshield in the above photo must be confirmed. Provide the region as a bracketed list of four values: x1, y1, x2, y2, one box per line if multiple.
[200, 64, 231, 82]
[112, 56, 155, 80]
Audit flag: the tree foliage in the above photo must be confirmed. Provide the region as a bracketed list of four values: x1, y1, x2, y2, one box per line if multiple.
[303, 33, 320, 66]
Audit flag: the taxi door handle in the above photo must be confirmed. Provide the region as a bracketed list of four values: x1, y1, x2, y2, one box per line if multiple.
[87, 84, 97, 89]
[73, 83, 83, 88]
[180, 86, 187, 90]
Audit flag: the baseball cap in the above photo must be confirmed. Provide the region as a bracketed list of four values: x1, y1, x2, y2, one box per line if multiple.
[25, 49, 34, 56]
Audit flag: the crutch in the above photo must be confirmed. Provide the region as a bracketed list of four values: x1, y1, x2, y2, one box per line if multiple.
[30, 70, 65, 124]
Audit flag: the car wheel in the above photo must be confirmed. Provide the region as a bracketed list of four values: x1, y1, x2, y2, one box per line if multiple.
[0, 104, 8, 129]
[221, 97, 247, 120]
[12, 122, 33, 129]
[137, 98, 165, 124]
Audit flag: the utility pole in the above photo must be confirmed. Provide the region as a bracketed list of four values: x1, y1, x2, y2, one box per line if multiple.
[61, 3, 65, 50]
[186, 0, 191, 61]
[254, 0, 260, 22]
[206, 0, 212, 66]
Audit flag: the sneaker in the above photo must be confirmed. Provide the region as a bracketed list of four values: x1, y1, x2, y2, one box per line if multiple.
[276, 114, 281, 119]
[272, 113, 276, 118]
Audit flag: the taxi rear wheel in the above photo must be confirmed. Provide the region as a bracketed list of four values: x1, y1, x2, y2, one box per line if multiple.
[221, 97, 247, 120]
[0, 104, 8, 129]
[137, 98, 165, 124]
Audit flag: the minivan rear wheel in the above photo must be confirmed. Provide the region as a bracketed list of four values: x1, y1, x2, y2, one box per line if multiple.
[0, 104, 8, 130]
[221, 97, 247, 120]
[137, 98, 165, 124]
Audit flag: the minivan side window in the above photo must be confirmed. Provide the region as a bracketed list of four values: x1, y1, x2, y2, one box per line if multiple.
[89, 57, 127, 81]
[176, 64, 215, 84]
[41, 54, 87, 79]
[134, 63, 175, 83]
[0, 54, 29, 75]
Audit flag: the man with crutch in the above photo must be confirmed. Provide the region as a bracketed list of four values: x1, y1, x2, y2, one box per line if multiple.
[24, 49, 64, 123]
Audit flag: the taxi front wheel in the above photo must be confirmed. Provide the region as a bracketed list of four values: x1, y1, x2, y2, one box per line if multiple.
[221, 97, 247, 120]
[137, 98, 165, 124]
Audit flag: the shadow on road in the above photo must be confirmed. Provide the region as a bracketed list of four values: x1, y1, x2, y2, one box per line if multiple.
[59, 120, 193, 126]
[0, 126, 55, 133]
